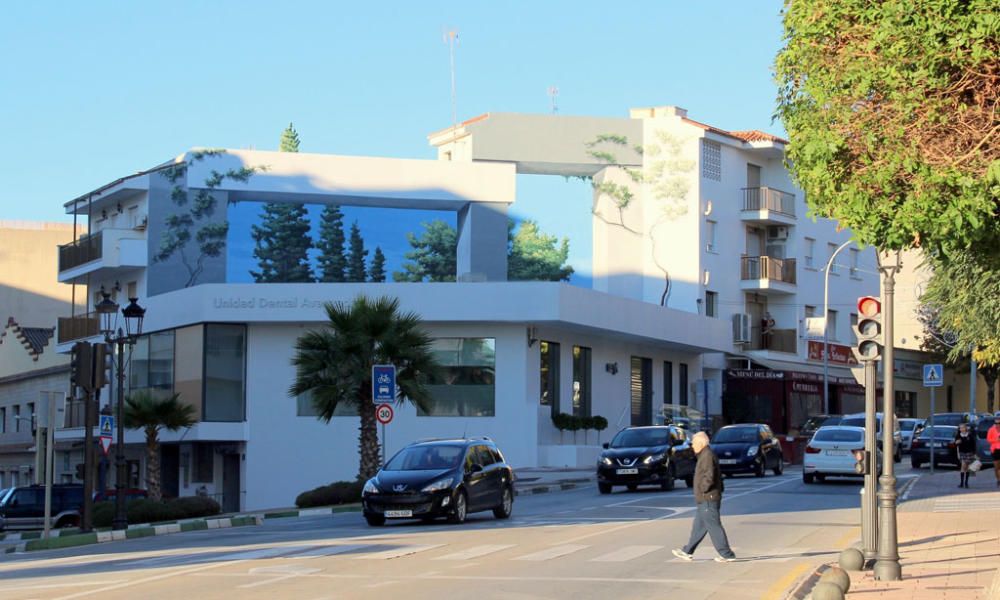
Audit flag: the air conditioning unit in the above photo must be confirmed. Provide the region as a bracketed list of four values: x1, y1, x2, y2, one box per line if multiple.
[767, 225, 789, 240]
[732, 313, 751, 343]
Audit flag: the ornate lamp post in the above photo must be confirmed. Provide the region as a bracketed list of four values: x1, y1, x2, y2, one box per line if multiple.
[96, 290, 145, 531]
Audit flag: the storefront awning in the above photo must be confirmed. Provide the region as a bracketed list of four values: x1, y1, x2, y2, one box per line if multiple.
[730, 353, 862, 384]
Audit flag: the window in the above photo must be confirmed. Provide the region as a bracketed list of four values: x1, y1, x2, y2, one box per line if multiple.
[296, 390, 358, 417]
[680, 364, 689, 406]
[26, 403, 34, 431]
[630, 357, 652, 426]
[702, 140, 721, 181]
[204, 324, 246, 421]
[13, 406, 20, 433]
[850, 313, 858, 330]
[539, 341, 560, 414]
[476, 445, 495, 466]
[572, 346, 592, 417]
[804, 238, 816, 268]
[421, 338, 496, 416]
[828, 243, 839, 275]
[828, 310, 839, 341]
[663, 361, 673, 405]
[130, 331, 175, 394]
[0, 407, 5, 433]
[192, 443, 214, 483]
[849, 248, 859, 278]
[705, 291, 718, 318]
[805, 305, 816, 319]
[705, 220, 718, 252]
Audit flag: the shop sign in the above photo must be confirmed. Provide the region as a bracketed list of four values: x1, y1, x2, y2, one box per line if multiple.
[895, 359, 924, 380]
[726, 369, 784, 380]
[791, 382, 820, 394]
[807, 341, 859, 366]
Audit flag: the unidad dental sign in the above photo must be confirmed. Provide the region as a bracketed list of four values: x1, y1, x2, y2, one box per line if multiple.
[213, 296, 329, 310]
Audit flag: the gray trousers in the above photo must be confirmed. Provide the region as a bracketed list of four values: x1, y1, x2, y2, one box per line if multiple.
[682, 500, 734, 558]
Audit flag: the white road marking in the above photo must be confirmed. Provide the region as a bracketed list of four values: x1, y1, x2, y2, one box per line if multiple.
[354, 544, 443, 560]
[432, 544, 515, 560]
[213, 545, 314, 561]
[286, 544, 369, 559]
[513, 544, 589, 561]
[590, 545, 663, 562]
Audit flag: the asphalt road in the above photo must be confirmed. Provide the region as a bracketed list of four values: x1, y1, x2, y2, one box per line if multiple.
[0, 465, 924, 600]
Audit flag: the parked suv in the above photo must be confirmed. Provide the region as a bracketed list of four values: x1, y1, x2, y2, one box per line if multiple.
[0, 484, 84, 531]
[362, 437, 514, 526]
[596, 426, 696, 493]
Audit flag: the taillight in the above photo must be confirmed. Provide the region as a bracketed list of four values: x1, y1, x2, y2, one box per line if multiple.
[947, 442, 956, 449]
[911, 440, 923, 448]
[805, 445, 821, 454]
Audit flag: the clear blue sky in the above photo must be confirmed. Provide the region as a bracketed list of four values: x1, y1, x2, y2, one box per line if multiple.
[1, 1, 786, 223]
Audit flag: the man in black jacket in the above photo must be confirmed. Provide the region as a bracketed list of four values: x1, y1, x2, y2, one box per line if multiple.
[672, 431, 736, 562]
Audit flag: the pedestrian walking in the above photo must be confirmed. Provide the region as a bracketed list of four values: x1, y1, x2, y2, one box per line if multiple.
[955, 423, 977, 488]
[672, 431, 737, 563]
[988, 415, 1000, 487]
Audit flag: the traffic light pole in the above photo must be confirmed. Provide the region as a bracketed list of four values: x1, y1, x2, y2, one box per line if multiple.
[875, 255, 902, 581]
[81, 387, 95, 532]
[862, 358, 878, 564]
[113, 337, 127, 531]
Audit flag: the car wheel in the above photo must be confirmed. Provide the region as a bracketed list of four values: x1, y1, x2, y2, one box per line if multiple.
[773, 458, 784, 476]
[816, 474, 826, 482]
[911, 460, 922, 469]
[660, 466, 676, 491]
[803, 473, 815, 484]
[365, 514, 386, 527]
[448, 491, 468, 524]
[598, 482, 613, 494]
[55, 516, 79, 529]
[626, 484, 638, 492]
[754, 458, 765, 477]
[493, 487, 513, 519]
[684, 476, 694, 488]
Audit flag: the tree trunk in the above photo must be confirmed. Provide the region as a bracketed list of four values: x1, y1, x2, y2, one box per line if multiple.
[358, 396, 380, 481]
[146, 427, 161, 502]
[983, 367, 998, 415]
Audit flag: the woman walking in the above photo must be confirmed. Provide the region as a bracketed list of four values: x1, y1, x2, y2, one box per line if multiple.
[988, 415, 1000, 487]
[955, 423, 977, 488]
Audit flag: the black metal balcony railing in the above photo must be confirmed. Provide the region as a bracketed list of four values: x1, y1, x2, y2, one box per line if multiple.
[58, 231, 103, 272]
[57, 312, 100, 344]
[748, 327, 798, 353]
[742, 187, 796, 217]
[741, 256, 797, 285]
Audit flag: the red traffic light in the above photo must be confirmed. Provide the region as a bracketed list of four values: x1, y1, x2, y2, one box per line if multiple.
[857, 296, 881, 317]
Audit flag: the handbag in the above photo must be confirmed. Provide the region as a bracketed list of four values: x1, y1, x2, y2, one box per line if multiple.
[969, 458, 983, 472]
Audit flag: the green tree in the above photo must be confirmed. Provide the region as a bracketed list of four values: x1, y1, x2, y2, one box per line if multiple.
[280, 122, 300, 152]
[775, 0, 999, 255]
[289, 296, 440, 480]
[123, 391, 196, 502]
[393, 219, 457, 282]
[316, 206, 348, 282]
[346, 221, 368, 282]
[508, 219, 574, 281]
[369, 246, 387, 282]
[155, 150, 261, 287]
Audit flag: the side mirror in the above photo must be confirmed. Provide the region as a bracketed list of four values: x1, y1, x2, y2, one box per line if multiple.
[671, 438, 684, 447]
[469, 463, 484, 474]
[602, 442, 610, 449]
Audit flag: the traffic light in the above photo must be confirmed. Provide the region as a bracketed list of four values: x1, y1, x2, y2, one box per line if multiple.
[853, 449, 869, 475]
[93, 343, 112, 389]
[71, 342, 95, 392]
[854, 296, 882, 361]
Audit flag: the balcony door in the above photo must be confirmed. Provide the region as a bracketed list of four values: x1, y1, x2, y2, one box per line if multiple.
[747, 163, 761, 188]
[746, 227, 764, 257]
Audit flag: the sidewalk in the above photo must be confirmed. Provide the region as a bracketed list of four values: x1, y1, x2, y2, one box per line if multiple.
[793, 469, 1000, 599]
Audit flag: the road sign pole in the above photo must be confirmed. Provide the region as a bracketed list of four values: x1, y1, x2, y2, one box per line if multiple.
[930, 387, 936, 474]
[381, 422, 386, 466]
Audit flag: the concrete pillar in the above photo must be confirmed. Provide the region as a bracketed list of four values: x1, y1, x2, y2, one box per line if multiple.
[456, 202, 508, 282]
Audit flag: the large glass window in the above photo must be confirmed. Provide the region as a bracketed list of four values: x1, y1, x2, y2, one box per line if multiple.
[130, 331, 175, 394]
[680, 363, 689, 406]
[420, 338, 496, 417]
[572, 346, 591, 417]
[540, 341, 560, 414]
[630, 356, 652, 426]
[203, 324, 246, 421]
[663, 361, 673, 406]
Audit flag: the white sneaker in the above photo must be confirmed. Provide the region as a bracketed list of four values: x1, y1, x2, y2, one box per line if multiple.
[714, 555, 736, 563]
[672, 548, 694, 561]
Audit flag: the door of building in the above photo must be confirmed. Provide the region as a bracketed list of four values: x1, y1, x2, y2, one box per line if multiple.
[222, 454, 240, 513]
[630, 357, 653, 426]
[160, 445, 180, 499]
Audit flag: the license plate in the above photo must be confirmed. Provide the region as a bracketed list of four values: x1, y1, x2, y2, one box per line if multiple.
[719, 459, 737, 465]
[616, 468, 639, 475]
[384, 510, 412, 518]
[826, 450, 848, 456]
[934, 442, 946, 448]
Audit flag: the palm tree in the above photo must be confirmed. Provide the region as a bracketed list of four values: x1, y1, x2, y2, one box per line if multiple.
[290, 296, 440, 481]
[124, 391, 196, 501]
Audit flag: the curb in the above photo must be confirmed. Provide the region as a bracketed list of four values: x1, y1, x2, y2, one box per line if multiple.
[2, 515, 263, 555]
[784, 562, 832, 599]
[260, 504, 361, 520]
[514, 479, 594, 496]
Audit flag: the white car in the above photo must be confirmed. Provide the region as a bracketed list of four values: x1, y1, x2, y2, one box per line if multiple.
[803, 426, 881, 483]
[897, 418, 924, 452]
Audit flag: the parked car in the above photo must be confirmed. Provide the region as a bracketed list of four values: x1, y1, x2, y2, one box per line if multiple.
[361, 437, 513, 526]
[93, 488, 149, 503]
[711, 423, 784, 477]
[910, 425, 961, 468]
[897, 418, 924, 453]
[974, 415, 997, 467]
[596, 425, 696, 494]
[803, 425, 881, 483]
[0, 484, 84, 531]
[799, 414, 843, 437]
[839, 413, 903, 463]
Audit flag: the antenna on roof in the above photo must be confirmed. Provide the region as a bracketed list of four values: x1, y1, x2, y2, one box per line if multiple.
[443, 28, 460, 136]
[547, 86, 559, 114]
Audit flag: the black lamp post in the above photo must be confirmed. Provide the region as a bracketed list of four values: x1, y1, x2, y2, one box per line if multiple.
[96, 290, 145, 531]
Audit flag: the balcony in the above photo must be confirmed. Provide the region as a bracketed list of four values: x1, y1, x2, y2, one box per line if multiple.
[741, 187, 796, 225]
[740, 256, 797, 295]
[746, 327, 798, 354]
[58, 228, 147, 283]
[57, 312, 100, 344]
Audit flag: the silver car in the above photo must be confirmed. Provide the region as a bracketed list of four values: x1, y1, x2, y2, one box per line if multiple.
[897, 418, 924, 453]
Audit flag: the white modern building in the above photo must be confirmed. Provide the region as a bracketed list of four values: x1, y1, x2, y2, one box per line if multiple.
[52, 105, 879, 511]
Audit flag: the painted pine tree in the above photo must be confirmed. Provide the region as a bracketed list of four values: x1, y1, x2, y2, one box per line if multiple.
[369, 247, 387, 282]
[316, 206, 347, 282]
[346, 221, 368, 282]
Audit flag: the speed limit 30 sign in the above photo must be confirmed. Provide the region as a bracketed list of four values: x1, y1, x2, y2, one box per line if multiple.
[375, 403, 394, 425]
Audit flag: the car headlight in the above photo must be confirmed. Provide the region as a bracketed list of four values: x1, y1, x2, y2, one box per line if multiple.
[363, 479, 380, 495]
[599, 456, 613, 466]
[747, 446, 759, 457]
[644, 453, 666, 464]
[421, 477, 454, 493]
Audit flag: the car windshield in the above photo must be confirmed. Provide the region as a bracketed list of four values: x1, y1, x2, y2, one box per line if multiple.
[384, 445, 464, 470]
[801, 416, 827, 431]
[932, 414, 966, 427]
[712, 428, 759, 443]
[813, 429, 863, 443]
[918, 426, 957, 439]
[839, 417, 880, 431]
[0, 488, 8, 504]
[821, 416, 843, 427]
[898, 420, 921, 431]
[610, 429, 670, 448]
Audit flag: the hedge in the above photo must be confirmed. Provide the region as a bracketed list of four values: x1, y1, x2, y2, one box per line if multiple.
[92, 496, 221, 527]
[295, 480, 364, 508]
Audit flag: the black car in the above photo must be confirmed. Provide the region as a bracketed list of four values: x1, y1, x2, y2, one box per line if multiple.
[799, 414, 843, 437]
[362, 438, 513, 526]
[596, 426, 696, 494]
[910, 425, 960, 468]
[711, 424, 784, 477]
[0, 484, 84, 531]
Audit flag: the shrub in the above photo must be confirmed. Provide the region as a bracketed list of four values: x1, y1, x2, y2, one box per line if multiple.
[295, 480, 363, 508]
[92, 496, 221, 527]
[591, 415, 609, 431]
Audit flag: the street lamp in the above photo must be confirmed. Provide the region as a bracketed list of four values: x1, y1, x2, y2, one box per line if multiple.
[96, 289, 145, 531]
[822, 240, 853, 414]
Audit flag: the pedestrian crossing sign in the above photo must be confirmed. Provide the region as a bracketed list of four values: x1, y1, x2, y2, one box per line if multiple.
[923, 364, 943, 387]
[100, 415, 114, 436]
